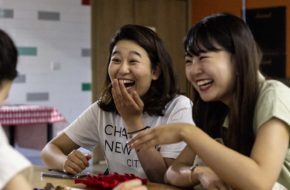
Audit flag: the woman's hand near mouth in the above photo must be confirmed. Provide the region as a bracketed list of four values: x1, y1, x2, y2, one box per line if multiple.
[112, 79, 145, 132]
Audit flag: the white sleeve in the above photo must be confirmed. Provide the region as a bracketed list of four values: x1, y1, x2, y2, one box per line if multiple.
[64, 102, 101, 151]
[165, 95, 194, 124]
[160, 95, 195, 158]
[0, 128, 31, 189]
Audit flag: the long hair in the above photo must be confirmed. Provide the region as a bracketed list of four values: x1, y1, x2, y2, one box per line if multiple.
[0, 29, 18, 83]
[184, 13, 262, 155]
[99, 24, 178, 116]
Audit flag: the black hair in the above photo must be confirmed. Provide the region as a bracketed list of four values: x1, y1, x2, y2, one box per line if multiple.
[0, 28, 18, 83]
[184, 13, 262, 155]
[98, 24, 178, 116]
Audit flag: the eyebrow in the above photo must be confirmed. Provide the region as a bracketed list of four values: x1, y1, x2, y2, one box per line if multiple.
[111, 50, 142, 58]
[129, 51, 142, 58]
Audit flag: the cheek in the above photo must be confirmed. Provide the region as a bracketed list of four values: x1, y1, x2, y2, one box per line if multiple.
[108, 65, 115, 79]
[185, 67, 192, 82]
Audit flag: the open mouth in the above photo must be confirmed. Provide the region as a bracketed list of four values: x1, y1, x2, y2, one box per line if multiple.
[123, 79, 135, 88]
[197, 79, 213, 88]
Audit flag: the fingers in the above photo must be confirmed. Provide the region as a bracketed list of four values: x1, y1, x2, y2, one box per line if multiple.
[128, 130, 157, 151]
[112, 79, 139, 108]
[112, 79, 131, 100]
[111, 79, 122, 105]
[130, 90, 144, 109]
[63, 150, 90, 174]
[195, 166, 230, 190]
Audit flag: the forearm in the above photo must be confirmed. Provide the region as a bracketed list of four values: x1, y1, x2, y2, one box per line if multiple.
[165, 163, 198, 187]
[136, 147, 169, 183]
[180, 124, 286, 190]
[41, 143, 67, 170]
[4, 173, 32, 190]
[180, 126, 261, 189]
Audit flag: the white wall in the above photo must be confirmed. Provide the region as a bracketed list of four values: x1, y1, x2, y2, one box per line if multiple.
[0, 0, 91, 124]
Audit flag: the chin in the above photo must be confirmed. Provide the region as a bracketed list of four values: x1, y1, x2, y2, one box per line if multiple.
[200, 96, 214, 102]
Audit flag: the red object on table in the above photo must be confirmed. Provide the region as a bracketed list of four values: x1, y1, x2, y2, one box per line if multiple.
[75, 173, 147, 189]
[0, 105, 66, 146]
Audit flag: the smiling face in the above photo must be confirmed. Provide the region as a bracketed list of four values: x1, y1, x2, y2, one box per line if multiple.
[185, 50, 235, 105]
[108, 40, 160, 97]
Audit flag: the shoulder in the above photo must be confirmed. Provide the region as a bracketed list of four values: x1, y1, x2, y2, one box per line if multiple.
[0, 128, 8, 145]
[165, 95, 192, 117]
[255, 79, 290, 129]
[0, 140, 31, 189]
[86, 101, 111, 116]
[69, 101, 115, 126]
[166, 95, 193, 107]
[258, 79, 290, 103]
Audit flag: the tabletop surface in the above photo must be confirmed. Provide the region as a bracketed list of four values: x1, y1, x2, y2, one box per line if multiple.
[28, 165, 184, 190]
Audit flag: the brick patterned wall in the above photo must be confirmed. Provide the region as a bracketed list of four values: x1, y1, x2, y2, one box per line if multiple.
[0, 0, 91, 123]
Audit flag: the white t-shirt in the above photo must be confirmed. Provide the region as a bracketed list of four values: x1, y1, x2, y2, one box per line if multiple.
[64, 95, 194, 178]
[0, 127, 31, 189]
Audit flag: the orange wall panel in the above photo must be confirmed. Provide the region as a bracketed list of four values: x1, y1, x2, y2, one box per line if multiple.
[192, 0, 290, 78]
[192, 0, 241, 24]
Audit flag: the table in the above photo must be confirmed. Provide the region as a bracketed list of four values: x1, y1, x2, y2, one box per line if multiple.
[28, 166, 184, 190]
[0, 105, 65, 146]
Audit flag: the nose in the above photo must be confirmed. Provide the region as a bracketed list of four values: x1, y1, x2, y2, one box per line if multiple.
[189, 59, 202, 76]
[118, 61, 130, 74]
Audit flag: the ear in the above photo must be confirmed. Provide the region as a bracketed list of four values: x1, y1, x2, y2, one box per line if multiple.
[152, 65, 161, 80]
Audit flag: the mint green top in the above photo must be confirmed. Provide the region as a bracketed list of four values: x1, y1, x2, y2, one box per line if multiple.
[254, 74, 290, 188]
[223, 74, 290, 188]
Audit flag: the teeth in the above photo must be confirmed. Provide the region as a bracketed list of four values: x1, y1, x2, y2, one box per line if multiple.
[122, 79, 134, 84]
[197, 79, 212, 86]
[120, 79, 135, 88]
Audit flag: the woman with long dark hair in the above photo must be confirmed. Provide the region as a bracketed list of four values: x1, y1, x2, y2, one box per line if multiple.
[129, 13, 290, 189]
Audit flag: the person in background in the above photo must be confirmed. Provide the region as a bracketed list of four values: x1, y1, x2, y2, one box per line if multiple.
[41, 24, 194, 183]
[0, 28, 32, 190]
[129, 13, 290, 189]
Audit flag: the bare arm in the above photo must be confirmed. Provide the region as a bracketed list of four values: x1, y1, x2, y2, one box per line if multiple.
[112, 79, 177, 182]
[130, 118, 289, 189]
[136, 147, 174, 183]
[4, 173, 32, 190]
[165, 145, 198, 187]
[180, 118, 289, 189]
[41, 132, 90, 174]
[127, 116, 176, 183]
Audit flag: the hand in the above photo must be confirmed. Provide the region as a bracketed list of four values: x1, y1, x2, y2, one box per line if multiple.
[113, 179, 148, 190]
[63, 150, 91, 174]
[129, 123, 193, 151]
[194, 166, 231, 190]
[111, 79, 144, 129]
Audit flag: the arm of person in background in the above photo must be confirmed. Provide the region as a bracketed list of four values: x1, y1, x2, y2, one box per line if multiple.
[129, 120, 289, 190]
[111, 79, 173, 183]
[0, 127, 32, 190]
[4, 172, 32, 190]
[41, 133, 91, 175]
